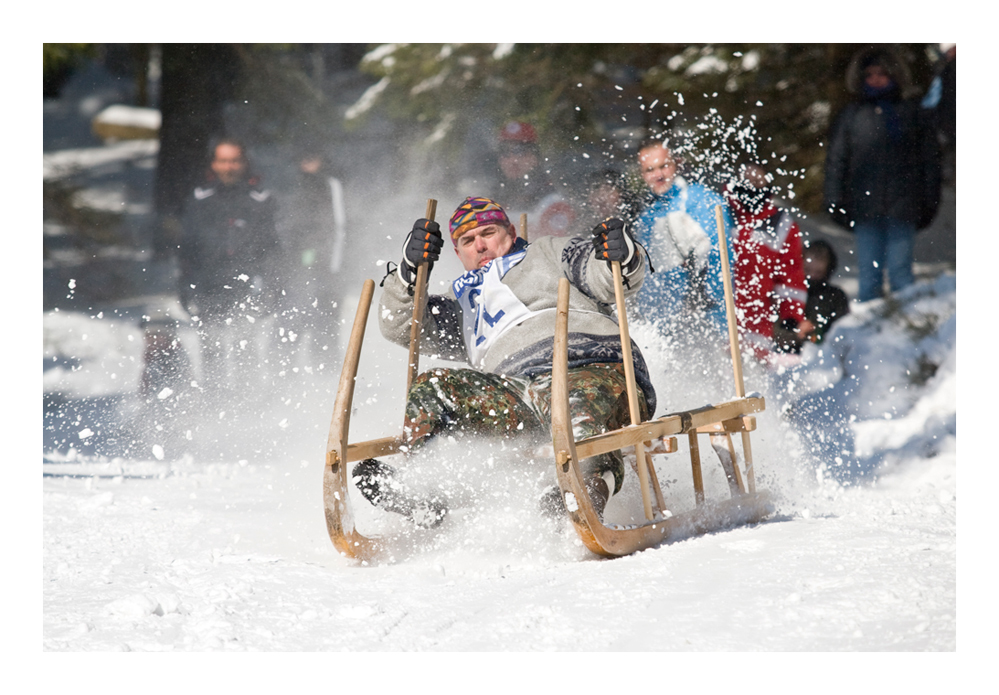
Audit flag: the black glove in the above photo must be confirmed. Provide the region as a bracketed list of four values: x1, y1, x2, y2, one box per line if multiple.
[401, 218, 443, 285]
[592, 218, 636, 267]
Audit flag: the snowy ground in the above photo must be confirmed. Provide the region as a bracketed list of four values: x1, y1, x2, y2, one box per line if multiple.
[40, 270, 960, 660]
[30, 51, 977, 685]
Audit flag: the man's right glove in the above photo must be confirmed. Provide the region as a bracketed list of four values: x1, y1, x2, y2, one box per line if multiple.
[401, 218, 443, 285]
[592, 217, 637, 268]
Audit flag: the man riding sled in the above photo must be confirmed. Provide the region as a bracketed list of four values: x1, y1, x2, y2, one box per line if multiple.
[353, 196, 656, 527]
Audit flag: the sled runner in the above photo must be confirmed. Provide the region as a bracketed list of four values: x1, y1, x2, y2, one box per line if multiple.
[322, 202, 773, 560]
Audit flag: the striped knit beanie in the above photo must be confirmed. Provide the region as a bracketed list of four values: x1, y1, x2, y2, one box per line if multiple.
[448, 197, 512, 245]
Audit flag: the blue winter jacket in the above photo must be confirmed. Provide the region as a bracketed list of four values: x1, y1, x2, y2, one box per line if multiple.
[633, 177, 736, 333]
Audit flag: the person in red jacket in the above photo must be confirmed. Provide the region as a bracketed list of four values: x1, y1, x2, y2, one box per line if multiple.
[725, 163, 814, 365]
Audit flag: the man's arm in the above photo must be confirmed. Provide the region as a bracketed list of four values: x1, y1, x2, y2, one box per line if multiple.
[177, 195, 202, 314]
[562, 220, 645, 304]
[774, 218, 813, 338]
[378, 218, 468, 362]
[823, 108, 852, 227]
[378, 267, 467, 362]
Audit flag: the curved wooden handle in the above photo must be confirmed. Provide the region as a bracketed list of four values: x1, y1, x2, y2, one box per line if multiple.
[406, 198, 438, 393]
[715, 205, 745, 398]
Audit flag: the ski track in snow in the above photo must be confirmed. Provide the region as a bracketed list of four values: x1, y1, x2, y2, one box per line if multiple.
[42, 274, 959, 654]
[42, 449, 956, 652]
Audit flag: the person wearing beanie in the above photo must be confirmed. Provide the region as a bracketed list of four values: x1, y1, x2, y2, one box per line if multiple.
[724, 162, 812, 364]
[495, 121, 577, 239]
[353, 196, 652, 527]
[823, 46, 942, 302]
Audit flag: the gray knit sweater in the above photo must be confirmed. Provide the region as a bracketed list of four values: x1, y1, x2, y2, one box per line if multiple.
[379, 235, 656, 412]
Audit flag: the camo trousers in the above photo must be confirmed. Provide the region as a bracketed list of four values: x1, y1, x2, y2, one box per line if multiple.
[403, 363, 649, 494]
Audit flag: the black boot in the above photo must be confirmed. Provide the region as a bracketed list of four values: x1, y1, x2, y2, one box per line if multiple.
[351, 458, 448, 529]
[539, 475, 610, 521]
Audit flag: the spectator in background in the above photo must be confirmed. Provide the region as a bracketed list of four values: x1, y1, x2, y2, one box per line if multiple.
[922, 43, 956, 183]
[773, 239, 850, 353]
[632, 138, 736, 336]
[495, 121, 576, 238]
[724, 162, 813, 364]
[582, 169, 643, 228]
[823, 46, 941, 303]
[178, 138, 281, 395]
[277, 149, 348, 367]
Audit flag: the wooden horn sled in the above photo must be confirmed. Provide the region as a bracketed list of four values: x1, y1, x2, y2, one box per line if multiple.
[323, 204, 773, 561]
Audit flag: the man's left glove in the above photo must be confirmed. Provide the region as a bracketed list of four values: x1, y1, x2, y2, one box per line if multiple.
[592, 218, 637, 268]
[400, 218, 443, 285]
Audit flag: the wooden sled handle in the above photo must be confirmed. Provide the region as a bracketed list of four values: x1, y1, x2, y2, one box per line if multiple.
[406, 198, 438, 393]
[611, 260, 664, 520]
[714, 204, 755, 492]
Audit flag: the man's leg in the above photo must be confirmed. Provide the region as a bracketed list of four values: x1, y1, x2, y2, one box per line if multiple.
[884, 217, 916, 294]
[853, 220, 887, 302]
[403, 368, 547, 450]
[353, 367, 545, 527]
[528, 363, 648, 516]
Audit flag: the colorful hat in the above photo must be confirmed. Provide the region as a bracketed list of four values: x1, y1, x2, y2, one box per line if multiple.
[499, 121, 538, 144]
[449, 197, 512, 245]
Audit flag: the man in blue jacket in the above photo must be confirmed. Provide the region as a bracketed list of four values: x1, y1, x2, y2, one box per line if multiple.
[632, 139, 736, 336]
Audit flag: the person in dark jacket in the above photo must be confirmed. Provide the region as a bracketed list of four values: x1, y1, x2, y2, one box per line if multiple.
[495, 121, 577, 239]
[773, 239, 850, 353]
[179, 138, 281, 393]
[823, 46, 941, 302]
[276, 151, 348, 366]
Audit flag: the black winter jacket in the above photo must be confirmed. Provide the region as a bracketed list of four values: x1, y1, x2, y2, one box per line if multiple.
[824, 47, 941, 231]
[179, 176, 280, 316]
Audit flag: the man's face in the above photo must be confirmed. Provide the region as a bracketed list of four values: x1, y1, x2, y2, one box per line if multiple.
[864, 64, 892, 91]
[211, 143, 247, 185]
[499, 151, 539, 181]
[638, 145, 677, 196]
[740, 164, 770, 189]
[588, 184, 622, 219]
[454, 224, 517, 271]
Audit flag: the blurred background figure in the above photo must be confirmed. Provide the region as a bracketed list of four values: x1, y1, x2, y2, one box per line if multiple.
[632, 138, 735, 338]
[582, 168, 643, 228]
[178, 138, 281, 398]
[495, 121, 576, 238]
[724, 161, 812, 365]
[922, 43, 956, 184]
[136, 309, 195, 451]
[776, 238, 850, 351]
[823, 46, 942, 303]
[276, 148, 348, 372]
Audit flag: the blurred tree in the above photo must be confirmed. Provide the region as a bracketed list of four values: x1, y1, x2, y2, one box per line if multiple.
[43, 43, 95, 97]
[153, 44, 241, 257]
[348, 43, 936, 214]
[151, 44, 370, 258]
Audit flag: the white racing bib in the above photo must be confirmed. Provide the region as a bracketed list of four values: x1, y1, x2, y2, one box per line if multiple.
[452, 247, 537, 367]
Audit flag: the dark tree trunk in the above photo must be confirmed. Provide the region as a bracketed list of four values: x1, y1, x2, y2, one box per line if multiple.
[153, 44, 240, 258]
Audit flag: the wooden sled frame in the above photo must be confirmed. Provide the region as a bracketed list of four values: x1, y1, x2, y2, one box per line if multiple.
[549, 276, 772, 557]
[322, 203, 772, 561]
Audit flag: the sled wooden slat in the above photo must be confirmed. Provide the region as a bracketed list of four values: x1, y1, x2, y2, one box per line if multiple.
[571, 401, 761, 462]
[695, 416, 757, 434]
[688, 432, 705, 505]
[727, 434, 747, 494]
[345, 436, 406, 462]
[550, 277, 773, 557]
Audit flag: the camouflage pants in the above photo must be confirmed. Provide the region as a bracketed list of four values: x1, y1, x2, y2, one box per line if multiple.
[403, 363, 649, 494]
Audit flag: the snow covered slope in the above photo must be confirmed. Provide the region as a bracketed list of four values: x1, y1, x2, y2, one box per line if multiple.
[42, 272, 957, 656]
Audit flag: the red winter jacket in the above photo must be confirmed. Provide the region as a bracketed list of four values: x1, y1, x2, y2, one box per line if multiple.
[726, 196, 808, 358]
